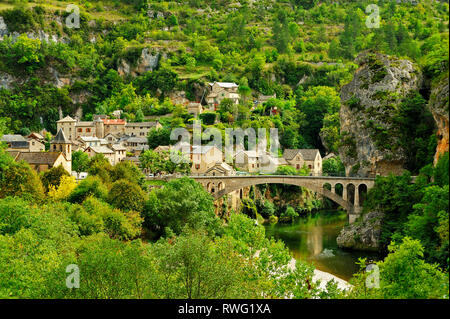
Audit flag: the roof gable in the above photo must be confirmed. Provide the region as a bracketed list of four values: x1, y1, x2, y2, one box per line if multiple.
[51, 128, 70, 144]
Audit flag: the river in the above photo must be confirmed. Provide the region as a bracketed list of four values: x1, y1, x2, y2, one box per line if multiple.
[264, 210, 380, 282]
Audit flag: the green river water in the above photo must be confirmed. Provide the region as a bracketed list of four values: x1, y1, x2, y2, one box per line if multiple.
[264, 210, 380, 282]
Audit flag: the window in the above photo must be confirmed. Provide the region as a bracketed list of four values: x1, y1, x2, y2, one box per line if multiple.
[78, 128, 82, 132]
[195, 164, 200, 169]
[86, 128, 91, 133]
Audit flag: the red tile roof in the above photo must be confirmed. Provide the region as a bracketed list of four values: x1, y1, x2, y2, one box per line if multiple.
[102, 119, 126, 125]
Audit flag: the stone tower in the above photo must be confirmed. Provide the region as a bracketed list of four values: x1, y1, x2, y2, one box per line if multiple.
[95, 117, 104, 138]
[51, 128, 72, 162]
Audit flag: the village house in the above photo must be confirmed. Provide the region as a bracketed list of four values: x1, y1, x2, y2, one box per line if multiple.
[154, 142, 192, 163]
[124, 121, 162, 137]
[84, 145, 116, 165]
[191, 145, 223, 175]
[111, 144, 127, 164]
[102, 118, 127, 137]
[122, 136, 149, 152]
[205, 82, 240, 110]
[77, 136, 105, 148]
[56, 115, 161, 141]
[187, 102, 203, 117]
[283, 149, 322, 176]
[1, 135, 30, 152]
[8, 151, 70, 174]
[153, 145, 170, 153]
[104, 133, 119, 144]
[8, 129, 72, 174]
[204, 162, 234, 176]
[27, 133, 46, 152]
[234, 150, 261, 173]
[259, 152, 287, 174]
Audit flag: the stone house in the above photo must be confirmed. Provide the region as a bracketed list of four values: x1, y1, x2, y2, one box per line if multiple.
[8, 128, 72, 173]
[28, 138, 45, 152]
[104, 133, 119, 144]
[283, 149, 322, 176]
[111, 144, 127, 164]
[205, 82, 240, 109]
[122, 136, 148, 152]
[84, 145, 116, 165]
[9, 151, 71, 174]
[124, 121, 162, 137]
[187, 102, 203, 117]
[204, 162, 234, 176]
[102, 119, 126, 137]
[27, 133, 46, 152]
[77, 136, 105, 148]
[154, 145, 170, 153]
[234, 150, 261, 173]
[259, 152, 287, 174]
[1, 135, 30, 152]
[191, 145, 223, 175]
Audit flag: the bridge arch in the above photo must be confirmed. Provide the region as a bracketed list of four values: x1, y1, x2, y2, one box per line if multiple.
[214, 177, 353, 212]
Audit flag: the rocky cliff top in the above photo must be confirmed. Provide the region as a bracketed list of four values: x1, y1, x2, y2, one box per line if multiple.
[339, 51, 423, 177]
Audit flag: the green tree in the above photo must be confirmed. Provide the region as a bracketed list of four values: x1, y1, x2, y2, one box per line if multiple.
[68, 176, 108, 203]
[281, 206, 299, 222]
[72, 151, 90, 177]
[108, 179, 147, 212]
[40, 165, 69, 193]
[143, 177, 219, 237]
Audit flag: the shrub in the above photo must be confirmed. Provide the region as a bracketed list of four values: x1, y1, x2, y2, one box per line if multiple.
[107, 179, 147, 212]
[68, 176, 108, 203]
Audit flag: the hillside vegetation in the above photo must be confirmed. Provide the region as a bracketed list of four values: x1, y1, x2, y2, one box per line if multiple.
[0, 0, 448, 167]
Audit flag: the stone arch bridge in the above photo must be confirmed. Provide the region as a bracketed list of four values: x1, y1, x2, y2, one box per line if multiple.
[156, 175, 375, 223]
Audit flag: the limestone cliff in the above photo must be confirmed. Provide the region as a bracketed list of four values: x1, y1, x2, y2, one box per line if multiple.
[117, 48, 162, 77]
[428, 75, 449, 165]
[339, 52, 423, 177]
[336, 211, 384, 251]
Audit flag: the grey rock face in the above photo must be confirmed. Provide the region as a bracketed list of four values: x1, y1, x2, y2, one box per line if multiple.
[136, 48, 160, 73]
[339, 51, 423, 177]
[118, 48, 160, 76]
[336, 211, 384, 251]
[0, 16, 8, 36]
[0, 72, 15, 90]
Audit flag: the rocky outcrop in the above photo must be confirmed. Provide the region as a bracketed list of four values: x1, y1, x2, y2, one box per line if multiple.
[118, 48, 161, 77]
[428, 76, 449, 165]
[336, 211, 384, 251]
[0, 72, 15, 90]
[0, 16, 8, 36]
[49, 67, 72, 88]
[339, 51, 423, 177]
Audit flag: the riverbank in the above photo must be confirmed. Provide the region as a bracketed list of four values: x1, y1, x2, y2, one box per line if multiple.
[287, 258, 352, 291]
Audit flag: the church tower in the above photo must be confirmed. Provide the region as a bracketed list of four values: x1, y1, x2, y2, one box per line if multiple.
[50, 128, 72, 173]
[95, 117, 105, 138]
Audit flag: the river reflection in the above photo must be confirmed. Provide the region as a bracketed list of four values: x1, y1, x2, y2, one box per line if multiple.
[264, 210, 380, 281]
